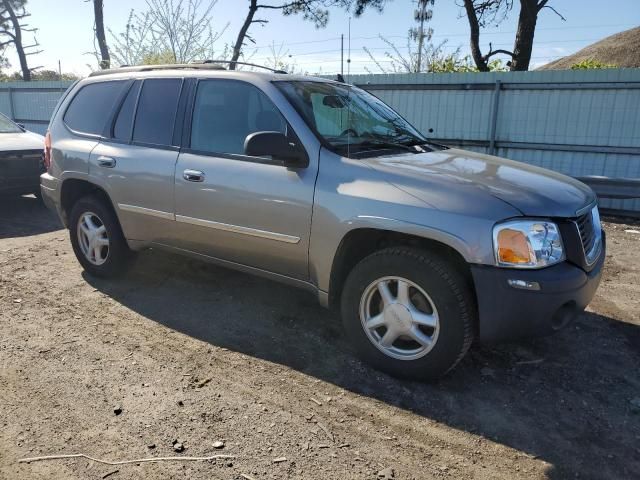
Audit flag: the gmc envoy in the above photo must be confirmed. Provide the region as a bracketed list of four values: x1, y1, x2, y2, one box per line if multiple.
[41, 63, 605, 379]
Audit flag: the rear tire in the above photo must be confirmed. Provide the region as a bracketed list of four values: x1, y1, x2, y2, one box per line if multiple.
[69, 194, 134, 278]
[340, 247, 475, 380]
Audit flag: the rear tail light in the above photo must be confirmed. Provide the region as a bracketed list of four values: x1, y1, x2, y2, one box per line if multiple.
[43, 131, 52, 172]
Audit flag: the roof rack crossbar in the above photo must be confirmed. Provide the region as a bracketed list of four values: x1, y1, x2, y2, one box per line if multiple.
[89, 60, 287, 77]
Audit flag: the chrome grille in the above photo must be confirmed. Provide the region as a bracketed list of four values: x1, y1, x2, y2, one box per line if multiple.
[577, 212, 596, 253]
[575, 206, 602, 265]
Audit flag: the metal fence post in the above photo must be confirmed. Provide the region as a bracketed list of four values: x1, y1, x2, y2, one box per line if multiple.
[7, 86, 15, 121]
[488, 80, 501, 155]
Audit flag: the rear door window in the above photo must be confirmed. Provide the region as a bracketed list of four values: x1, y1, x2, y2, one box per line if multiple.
[64, 81, 126, 136]
[132, 78, 182, 147]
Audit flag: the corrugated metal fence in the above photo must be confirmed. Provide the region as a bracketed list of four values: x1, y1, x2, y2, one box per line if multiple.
[347, 69, 640, 214]
[1, 70, 639, 213]
[0, 80, 71, 134]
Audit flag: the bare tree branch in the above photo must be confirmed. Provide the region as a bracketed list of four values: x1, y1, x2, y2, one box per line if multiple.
[484, 41, 514, 60]
[230, 0, 378, 70]
[540, 4, 566, 20]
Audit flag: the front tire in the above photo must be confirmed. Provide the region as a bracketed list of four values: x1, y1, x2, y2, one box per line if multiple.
[340, 247, 475, 380]
[69, 194, 134, 278]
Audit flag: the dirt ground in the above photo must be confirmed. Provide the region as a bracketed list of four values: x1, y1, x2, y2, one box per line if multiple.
[1, 195, 639, 480]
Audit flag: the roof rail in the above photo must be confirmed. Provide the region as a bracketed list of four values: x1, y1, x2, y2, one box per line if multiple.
[199, 60, 288, 74]
[89, 63, 226, 77]
[89, 60, 287, 77]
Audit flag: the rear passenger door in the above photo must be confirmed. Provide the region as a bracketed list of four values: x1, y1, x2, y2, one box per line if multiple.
[89, 78, 186, 243]
[173, 79, 317, 280]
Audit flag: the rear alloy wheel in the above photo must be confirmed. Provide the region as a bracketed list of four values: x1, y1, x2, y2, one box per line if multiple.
[69, 194, 134, 278]
[341, 247, 476, 380]
[76, 212, 110, 266]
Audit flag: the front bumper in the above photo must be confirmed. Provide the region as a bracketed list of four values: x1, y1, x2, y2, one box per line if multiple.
[0, 182, 40, 195]
[471, 232, 606, 343]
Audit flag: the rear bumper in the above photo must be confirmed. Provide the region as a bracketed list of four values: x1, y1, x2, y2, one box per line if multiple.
[471, 232, 605, 343]
[40, 172, 60, 215]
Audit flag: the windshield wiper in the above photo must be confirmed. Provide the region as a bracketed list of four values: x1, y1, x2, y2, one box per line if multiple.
[353, 131, 422, 152]
[350, 140, 417, 152]
[388, 134, 444, 151]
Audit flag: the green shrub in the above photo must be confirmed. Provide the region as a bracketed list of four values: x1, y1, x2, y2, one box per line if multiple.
[571, 59, 615, 70]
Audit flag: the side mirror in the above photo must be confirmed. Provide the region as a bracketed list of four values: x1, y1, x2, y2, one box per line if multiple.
[244, 131, 308, 168]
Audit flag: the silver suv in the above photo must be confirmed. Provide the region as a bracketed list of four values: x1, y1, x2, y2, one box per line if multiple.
[41, 63, 605, 379]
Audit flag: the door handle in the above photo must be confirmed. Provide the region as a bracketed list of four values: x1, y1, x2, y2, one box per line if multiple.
[97, 156, 116, 168]
[183, 169, 205, 182]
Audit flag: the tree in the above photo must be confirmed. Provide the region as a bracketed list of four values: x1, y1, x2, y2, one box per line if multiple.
[146, 0, 226, 63]
[261, 41, 299, 73]
[364, 35, 449, 73]
[142, 49, 179, 65]
[91, 0, 110, 69]
[364, 35, 507, 73]
[109, 0, 228, 67]
[460, 0, 565, 71]
[0, 0, 41, 81]
[362, 0, 449, 74]
[108, 9, 155, 66]
[229, 0, 389, 70]
[30, 69, 80, 81]
[410, 0, 434, 73]
[430, 54, 506, 72]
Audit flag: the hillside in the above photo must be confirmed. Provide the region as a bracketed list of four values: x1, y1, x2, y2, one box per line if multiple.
[538, 26, 640, 70]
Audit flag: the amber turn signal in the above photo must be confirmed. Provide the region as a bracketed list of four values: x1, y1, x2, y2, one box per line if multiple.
[496, 228, 534, 264]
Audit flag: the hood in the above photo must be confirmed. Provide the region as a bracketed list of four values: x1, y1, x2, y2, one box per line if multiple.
[364, 148, 595, 218]
[0, 130, 45, 151]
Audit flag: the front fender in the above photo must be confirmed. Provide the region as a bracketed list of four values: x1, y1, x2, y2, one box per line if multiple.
[346, 214, 476, 262]
[309, 206, 498, 294]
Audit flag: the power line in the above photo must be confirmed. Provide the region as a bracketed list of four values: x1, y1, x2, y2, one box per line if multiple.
[296, 54, 566, 66]
[246, 22, 636, 51]
[252, 37, 609, 60]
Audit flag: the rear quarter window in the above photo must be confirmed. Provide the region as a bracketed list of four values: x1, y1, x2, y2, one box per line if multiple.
[113, 81, 141, 141]
[132, 78, 182, 146]
[63, 81, 126, 136]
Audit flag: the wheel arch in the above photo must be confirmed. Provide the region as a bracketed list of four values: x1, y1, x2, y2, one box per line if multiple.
[327, 228, 476, 313]
[60, 178, 117, 228]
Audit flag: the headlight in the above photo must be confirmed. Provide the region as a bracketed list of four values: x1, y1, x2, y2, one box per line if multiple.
[493, 220, 564, 268]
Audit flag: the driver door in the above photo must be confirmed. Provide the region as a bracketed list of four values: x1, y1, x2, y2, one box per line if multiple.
[173, 79, 318, 280]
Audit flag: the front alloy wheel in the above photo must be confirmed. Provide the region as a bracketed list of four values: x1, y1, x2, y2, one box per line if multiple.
[341, 247, 476, 380]
[359, 276, 440, 360]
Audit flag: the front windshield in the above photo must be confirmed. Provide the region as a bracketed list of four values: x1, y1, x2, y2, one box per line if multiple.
[276, 81, 430, 156]
[0, 114, 22, 133]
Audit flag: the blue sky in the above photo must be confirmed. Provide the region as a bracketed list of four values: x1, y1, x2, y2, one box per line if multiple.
[8, 0, 640, 76]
